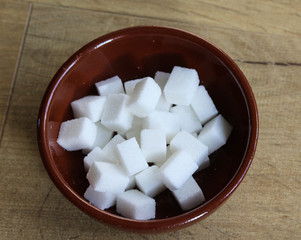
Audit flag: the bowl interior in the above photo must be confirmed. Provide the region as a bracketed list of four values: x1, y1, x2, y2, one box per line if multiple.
[39, 26, 256, 230]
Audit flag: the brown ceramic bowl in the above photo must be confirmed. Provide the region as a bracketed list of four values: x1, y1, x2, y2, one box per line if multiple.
[37, 26, 258, 232]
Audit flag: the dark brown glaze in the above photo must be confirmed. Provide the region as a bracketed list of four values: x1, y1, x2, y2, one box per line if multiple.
[37, 26, 258, 232]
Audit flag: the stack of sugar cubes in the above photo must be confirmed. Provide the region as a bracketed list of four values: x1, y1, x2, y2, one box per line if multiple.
[57, 66, 233, 220]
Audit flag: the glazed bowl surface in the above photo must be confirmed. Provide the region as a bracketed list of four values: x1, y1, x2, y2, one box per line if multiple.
[37, 26, 258, 232]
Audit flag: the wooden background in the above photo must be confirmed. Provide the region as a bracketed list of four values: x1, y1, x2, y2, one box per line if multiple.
[0, 0, 300, 239]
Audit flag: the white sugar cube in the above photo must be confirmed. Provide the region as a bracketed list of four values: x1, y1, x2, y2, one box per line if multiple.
[154, 71, 170, 90]
[84, 185, 116, 210]
[166, 145, 172, 159]
[154, 161, 165, 168]
[155, 95, 172, 112]
[191, 132, 198, 138]
[83, 147, 112, 171]
[124, 78, 144, 95]
[135, 165, 166, 197]
[170, 105, 202, 133]
[87, 161, 129, 193]
[95, 75, 125, 96]
[131, 116, 143, 129]
[172, 177, 205, 211]
[57, 117, 97, 151]
[127, 77, 161, 118]
[71, 95, 106, 122]
[125, 128, 141, 144]
[170, 131, 209, 168]
[101, 94, 133, 132]
[82, 121, 114, 154]
[159, 151, 198, 191]
[163, 66, 200, 106]
[143, 111, 180, 143]
[140, 129, 166, 163]
[197, 155, 210, 172]
[190, 85, 218, 124]
[198, 114, 232, 154]
[116, 137, 148, 176]
[154, 145, 169, 167]
[102, 134, 125, 163]
[125, 175, 136, 190]
[116, 189, 156, 220]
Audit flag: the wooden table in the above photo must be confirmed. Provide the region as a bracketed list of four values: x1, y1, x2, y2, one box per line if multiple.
[1, 0, 300, 239]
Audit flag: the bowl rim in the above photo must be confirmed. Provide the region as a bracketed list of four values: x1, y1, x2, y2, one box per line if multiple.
[37, 25, 259, 232]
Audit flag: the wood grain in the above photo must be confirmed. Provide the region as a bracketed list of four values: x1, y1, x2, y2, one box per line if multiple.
[0, 1, 300, 240]
[0, 0, 30, 138]
[12, 0, 301, 37]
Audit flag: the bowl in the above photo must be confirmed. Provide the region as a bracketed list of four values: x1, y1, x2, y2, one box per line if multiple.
[37, 26, 258, 232]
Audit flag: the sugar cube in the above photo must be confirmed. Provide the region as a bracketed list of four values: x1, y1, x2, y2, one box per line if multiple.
[116, 137, 148, 176]
[125, 175, 136, 190]
[57, 117, 97, 151]
[190, 85, 218, 124]
[135, 165, 166, 197]
[82, 121, 114, 154]
[198, 114, 232, 154]
[155, 95, 172, 112]
[71, 95, 106, 122]
[125, 128, 141, 144]
[143, 111, 180, 143]
[87, 161, 129, 193]
[154, 159, 165, 168]
[197, 155, 210, 172]
[83, 147, 112, 171]
[56, 66, 234, 220]
[127, 77, 161, 118]
[101, 94, 133, 132]
[102, 134, 125, 163]
[191, 132, 198, 138]
[132, 116, 143, 129]
[84, 185, 116, 210]
[163, 66, 200, 106]
[124, 78, 144, 95]
[116, 189, 156, 220]
[172, 177, 205, 211]
[154, 71, 170, 90]
[95, 75, 125, 95]
[166, 145, 172, 159]
[159, 151, 198, 191]
[140, 129, 166, 163]
[170, 105, 202, 133]
[169, 131, 209, 168]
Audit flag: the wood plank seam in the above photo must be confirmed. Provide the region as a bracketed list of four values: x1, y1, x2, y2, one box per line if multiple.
[234, 59, 301, 67]
[0, 3, 33, 146]
[20, 1, 188, 25]
[22, 0, 265, 39]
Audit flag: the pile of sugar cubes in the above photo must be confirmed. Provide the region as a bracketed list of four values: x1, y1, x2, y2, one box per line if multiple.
[57, 66, 233, 220]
